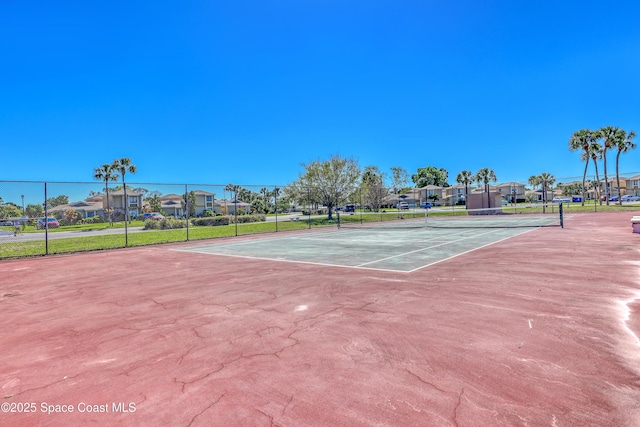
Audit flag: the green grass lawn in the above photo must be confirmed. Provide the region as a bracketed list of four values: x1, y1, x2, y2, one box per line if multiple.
[0, 219, 329, 259]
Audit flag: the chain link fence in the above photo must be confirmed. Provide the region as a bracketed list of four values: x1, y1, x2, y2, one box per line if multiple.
[1, 175, 639, 259]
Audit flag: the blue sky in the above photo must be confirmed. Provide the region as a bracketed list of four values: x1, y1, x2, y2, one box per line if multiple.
[2, 1, 640, 200]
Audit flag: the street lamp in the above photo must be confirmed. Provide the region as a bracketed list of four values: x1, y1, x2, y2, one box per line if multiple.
[21, 194, 25, 214]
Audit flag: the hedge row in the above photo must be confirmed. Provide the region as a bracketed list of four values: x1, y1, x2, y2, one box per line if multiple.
[191, 214, 265, 227]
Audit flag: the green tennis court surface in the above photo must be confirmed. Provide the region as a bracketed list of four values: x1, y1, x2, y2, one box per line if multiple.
[177, 215, 560, 272]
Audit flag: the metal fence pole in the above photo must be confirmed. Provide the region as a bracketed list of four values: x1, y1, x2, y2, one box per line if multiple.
[44, 182, 49, 255]
[185, 184, 189, 241]
[307, 187, 311, 229]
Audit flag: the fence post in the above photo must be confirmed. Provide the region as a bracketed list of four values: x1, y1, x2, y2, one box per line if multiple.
[44, 182, 49, 255]
[185, 184, 189, 241]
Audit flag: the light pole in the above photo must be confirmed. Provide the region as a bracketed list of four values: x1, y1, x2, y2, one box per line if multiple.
[21, 194, 25, 230]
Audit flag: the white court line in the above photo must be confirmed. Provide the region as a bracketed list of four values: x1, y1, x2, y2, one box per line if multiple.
[403, 227, 539, 273]
[175, 222, 546, 273]
[177, 249, 415, 273]
[356, 228, 506, 267]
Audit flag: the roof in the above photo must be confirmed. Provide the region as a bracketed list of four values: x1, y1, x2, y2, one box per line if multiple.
[49, 200, 104, 212]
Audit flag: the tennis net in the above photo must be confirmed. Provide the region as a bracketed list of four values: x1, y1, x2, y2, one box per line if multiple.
[336, 205, 564, 230]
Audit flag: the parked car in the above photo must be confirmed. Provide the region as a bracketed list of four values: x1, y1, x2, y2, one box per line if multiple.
[397, 201, 409, 210]
[144, 213, 165, 221]
[622, 195, 640, 202]
[420, 202, 432, 209]
[344, 204, 356, 213]
[2, 220, 13, 226]
[36, 217, 60, 229]
[608, 195, 619, 202]
[572, 196, 582, 202]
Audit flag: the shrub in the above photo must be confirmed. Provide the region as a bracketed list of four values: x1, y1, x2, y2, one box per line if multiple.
[143, 220, 161, 230]
[232, 214, 266, 224]
[84, 216, 104, 224]
[191, 217, 230, 227]
[143, 218, 187, 230]
[201, 209, 215, 217]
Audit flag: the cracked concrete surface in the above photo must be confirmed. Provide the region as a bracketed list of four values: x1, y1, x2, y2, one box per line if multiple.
[1, 212, 640, 426]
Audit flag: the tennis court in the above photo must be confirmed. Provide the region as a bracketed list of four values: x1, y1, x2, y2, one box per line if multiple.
[177, 213, 562, 272]
[2, 211, 639, 426]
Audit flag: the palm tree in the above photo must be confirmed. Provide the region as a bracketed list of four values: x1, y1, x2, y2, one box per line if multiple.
[614, 130, 636, 205]
[587, 139, 603, 205]
[112, 158, 137, 222]
[539, 172, 556, 212]
[473, 168, 497, 208]
[569, 129, 598, 206]
[599, 126, 623, 205]
[93, 163, 119, 225]
[455, 170, 473, 209]
[528, 175, 542, 201]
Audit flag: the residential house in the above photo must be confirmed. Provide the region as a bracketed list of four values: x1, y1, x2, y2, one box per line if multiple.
[495, 182, 526, 203]
[215, 199, 252, 215]
[159, 194, 185, 217]
[625, 175, 640, 197]
[443, 184, 468, 206]
[192, 190, 216, 216]
[88, 189, 144, 219]
[48, 200, 105, 220]
[415, 185, 445, 206]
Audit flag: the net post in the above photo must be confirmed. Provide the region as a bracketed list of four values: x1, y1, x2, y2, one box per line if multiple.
[559, 202, 564, 228]
[336, 211, 341, 229]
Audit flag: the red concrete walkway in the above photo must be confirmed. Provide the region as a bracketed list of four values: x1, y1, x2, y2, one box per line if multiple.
[1, 211, 639, 426]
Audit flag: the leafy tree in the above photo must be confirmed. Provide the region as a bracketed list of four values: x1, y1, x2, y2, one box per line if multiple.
[64, 208, 80, 225]
[361, 165, 388, 212]
[25, 203, 43, 218]
[288, 155, 360, 219]
[0, 203, 21, 219]
[146, 194, 162, 213]
[390, 166, 409, 194]
[182, 191, 197, 218]
[569, 129, 598, 206]
[474, 168, 497, 207]
[45, 195, 69, 209]
[561, 183, 582, 197]
[93, 163, 119, 224]
[614, 129, 636, 205]
[112, 158, 137, 222]
[412, 166, 449, 188]
[455, 170, 473, 209]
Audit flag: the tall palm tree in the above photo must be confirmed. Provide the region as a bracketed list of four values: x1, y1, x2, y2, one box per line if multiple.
[455, 170, 473, 209]
[587, 139, 603, 205]
[528, 174, 542, 200]
[474, 168, 497, 208]
[93, 163, 119, 225]
[614, 130, 636, 205]
[568, 129, 597, 206]
[112, 158, 137, 222]
[539, 172, 556, 212]
[599, 126, 623, 205]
